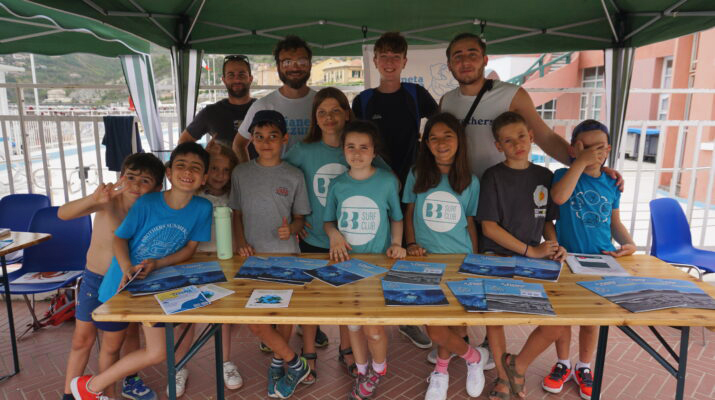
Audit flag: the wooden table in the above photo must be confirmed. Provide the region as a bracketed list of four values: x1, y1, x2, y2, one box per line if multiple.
[0, 231, 51, 381]
[94, 254, 715, 400]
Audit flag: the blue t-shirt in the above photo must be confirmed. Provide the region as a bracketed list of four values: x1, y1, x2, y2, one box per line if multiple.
[553, 168, 620, 254]
[402, 170, 480, 253]
[98, 192, 212, 302]
[323, 168, 403, 254]
[284, 141, 392, 249]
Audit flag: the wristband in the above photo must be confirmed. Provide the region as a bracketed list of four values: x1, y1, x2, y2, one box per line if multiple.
[523, 244, 529, 257]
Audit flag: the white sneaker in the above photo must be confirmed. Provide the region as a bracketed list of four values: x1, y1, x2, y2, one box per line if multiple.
[166, 368, 189, 398]
[426, 347, 456, 364]
[223, 361, 243, 390]
[424, 372, 449, 400]
[465, 347, 489, 397]
[480, 345, 496, 370]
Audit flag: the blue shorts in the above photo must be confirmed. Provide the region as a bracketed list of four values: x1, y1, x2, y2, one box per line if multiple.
[76, 270, 129, 332]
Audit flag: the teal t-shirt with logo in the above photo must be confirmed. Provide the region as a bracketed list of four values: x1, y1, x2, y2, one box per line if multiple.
[323, 168, 403, 254]
[284, 141, 392, 249]
[402, 170, 480, 253]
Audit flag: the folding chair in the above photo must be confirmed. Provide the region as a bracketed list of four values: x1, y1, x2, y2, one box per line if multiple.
[0, 206, 91, 337]
[0, 194, 51, 264]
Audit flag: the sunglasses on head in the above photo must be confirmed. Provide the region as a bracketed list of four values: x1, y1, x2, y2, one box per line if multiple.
[224, 55, 249, 62]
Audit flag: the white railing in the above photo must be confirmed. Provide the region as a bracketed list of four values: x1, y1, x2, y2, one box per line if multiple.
[1, 83, 714, 253]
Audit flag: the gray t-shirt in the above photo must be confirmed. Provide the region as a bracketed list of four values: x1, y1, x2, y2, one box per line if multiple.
[476, 162, 558, 255]
[229, 160, 311, 253]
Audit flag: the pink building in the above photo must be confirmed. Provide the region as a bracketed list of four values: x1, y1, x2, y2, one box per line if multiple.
[518, 28, 715, 203]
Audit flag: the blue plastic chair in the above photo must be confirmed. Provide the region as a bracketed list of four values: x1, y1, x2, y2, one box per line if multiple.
[0, 194, 51, 264]
[0, 206, 91, 335]
[650, 197, 715, 280]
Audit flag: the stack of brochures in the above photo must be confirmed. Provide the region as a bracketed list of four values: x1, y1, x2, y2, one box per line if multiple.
[306, 259, 388, 287]
[448, 278, 556, 316]
[458, 254, 562, 282]
[127, 261, 227, 295]
[381, 261, 449, 306]
[579, 276, 715, 313]
[234, 256, 328, 285]
[566, 253, 630, 276]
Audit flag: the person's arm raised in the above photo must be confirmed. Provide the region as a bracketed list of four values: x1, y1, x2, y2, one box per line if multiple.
[510, 87, 570, 165]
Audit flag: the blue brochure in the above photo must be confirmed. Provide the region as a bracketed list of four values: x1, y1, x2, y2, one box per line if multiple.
[381, 280, 449, 306]
[483, 279, 555, 315]
[127, 261, 227, 295]
[383, 260, 447, 285]
[580, 277, 715, 312]
[459, 254, 515, 278]
[306, 259, 388, 287]
[266, 256, 329, 269]
[447, 279, 489, 312]
[513, 256, 562, 282]
[233, 256, 308, 285]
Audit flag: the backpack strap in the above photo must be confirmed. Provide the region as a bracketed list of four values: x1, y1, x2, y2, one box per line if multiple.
[358, 88, 375, 119]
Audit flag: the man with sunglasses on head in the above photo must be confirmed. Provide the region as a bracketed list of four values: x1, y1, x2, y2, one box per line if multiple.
[179, 55, 256, 159]
[234, 35, 316, 161]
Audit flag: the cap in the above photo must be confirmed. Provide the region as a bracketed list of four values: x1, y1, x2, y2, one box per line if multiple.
[571, 119, 610, 145]
[249, 110, 287, 134]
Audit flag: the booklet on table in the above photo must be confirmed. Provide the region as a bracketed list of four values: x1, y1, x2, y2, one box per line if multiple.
[245, 289, 293, 308]
[127, 261, 227, 295]
[198, 284, 234, 303]
[155, 285, 210, 314]
[383, 260, 446, 285]
[483, 279, 556, 315]
[306, 259, 388, 287]
[10, 270, 82, 284]
[447, 279, 489, 312]
[234, 256, 328, 285]
[566, 253, 630, 277]
[458, 254, 515, 278]
[381, 280, 448, 306]
[513, 256, 562, 282]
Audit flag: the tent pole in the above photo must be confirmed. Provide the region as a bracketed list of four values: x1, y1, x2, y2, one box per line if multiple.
[604, 46, 635, 167]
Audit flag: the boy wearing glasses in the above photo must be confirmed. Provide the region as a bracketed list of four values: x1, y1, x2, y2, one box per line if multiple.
[180, 54, 255, 154]
[235, 35, 316, 160]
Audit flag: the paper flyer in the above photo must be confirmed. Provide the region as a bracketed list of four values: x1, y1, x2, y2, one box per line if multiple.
[155, 285, 210, 314]
[245, 289, 293, 308]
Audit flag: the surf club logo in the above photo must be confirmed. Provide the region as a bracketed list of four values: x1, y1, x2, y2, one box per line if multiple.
[338, 196, 380, 245]
[314, 163, 348, 206]
[422, 191, 461, 232]
[135, 224, 188, 261]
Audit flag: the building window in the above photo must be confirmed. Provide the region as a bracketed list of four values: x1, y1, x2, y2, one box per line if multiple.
[657, 57, 673, 120]
[352, 70, 361, 78]
[579, 66, 604, 120]
[536, 99, 557, 120]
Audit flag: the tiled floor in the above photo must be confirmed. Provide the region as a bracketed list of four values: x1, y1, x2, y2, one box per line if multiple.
[2, 299, 714, 400]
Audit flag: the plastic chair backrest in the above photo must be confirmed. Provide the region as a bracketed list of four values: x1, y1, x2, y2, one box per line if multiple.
[649, 197, 693, 257]
[21, 207, 91, 273]
[0, 194, 51, 231]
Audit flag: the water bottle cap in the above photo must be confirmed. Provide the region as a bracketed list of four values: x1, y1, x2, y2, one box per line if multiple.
[214, 206, 231, 218]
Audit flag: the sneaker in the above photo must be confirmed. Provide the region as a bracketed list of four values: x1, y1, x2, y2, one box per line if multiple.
[274, 357, 311, 399]
[70, 375, 110, 400]
[424, 372, 449, 400]
[574, 367, 593, 400]
[166, 368, 189, 398]
[121, 376, 156, 400]
[223, 361, 243, 390]
[480, 345, 496, 370]
[267, 365, 285, 398]
[426, 347, 456, 365]
[542, 362, 572, 394]
[465, 347, 489, 397]
[398, 325, 432, 349]
[349, 368, 383, 399]
[260, 342, 273, 353]
[314, 326, 329, 348]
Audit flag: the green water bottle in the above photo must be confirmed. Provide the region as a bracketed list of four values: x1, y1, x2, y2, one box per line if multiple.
[214, 206, 233, 260]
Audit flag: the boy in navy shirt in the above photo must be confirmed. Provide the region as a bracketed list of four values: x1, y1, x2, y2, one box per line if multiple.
[71, 143, 213, 400]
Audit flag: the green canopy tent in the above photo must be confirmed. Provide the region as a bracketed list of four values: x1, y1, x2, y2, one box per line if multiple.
[24, 0, 715, 164]
[0, 0, 168, 153]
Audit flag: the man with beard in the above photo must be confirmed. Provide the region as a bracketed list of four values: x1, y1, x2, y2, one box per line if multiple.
[179, 55, 255, 161]
[234, 35, 316, 160]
